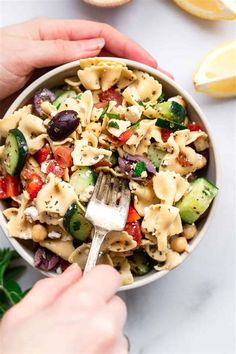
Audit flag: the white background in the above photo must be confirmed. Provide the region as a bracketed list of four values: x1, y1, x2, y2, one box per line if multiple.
[0, 1, 235, 353]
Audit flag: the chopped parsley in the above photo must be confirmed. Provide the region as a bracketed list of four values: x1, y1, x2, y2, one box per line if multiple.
[99, 103, 109, 121]
[156, 93, 165, 103]
[133, 161, 146, 177]
[108, 121, 119, 129]
[137, 100, 145, 106]
[106, 113, 121, 120]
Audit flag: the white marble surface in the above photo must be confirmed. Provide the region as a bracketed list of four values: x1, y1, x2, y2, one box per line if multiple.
[0, 1, 235, 353]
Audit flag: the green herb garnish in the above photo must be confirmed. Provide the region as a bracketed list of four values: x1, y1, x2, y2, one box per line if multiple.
[0, 249, 28, 319]
[76, 93, 82, 100]
[99, 103, 109, 122]
[107, 113, 120, 120]
[108, 121, 119, 129]
[137, 100, 145, 106]
[133, 161, 147, 177]
[156, 93, 165, 103]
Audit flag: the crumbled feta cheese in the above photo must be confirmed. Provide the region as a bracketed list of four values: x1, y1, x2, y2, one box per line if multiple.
[41, 160, 50, 173]
[56, 266, 62, 274]
[24, 206, 39, 222]
[79, 185, 95, 203]
[107, 119, 131, 138]
[48, 230, 61, 239]
[125, 105, 142, 123]
[141, 171, 148, 178]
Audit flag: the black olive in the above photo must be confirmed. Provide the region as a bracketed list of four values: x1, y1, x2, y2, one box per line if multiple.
[47, 110, 80, 141]
[33, 88, 56, 117]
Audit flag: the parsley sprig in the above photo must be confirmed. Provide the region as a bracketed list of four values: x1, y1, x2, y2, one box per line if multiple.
[0, 249, 28, 319]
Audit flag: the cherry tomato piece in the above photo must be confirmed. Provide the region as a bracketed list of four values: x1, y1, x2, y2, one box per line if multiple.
[177, 152, 192, 167]
[124, 221, 142, 245]
[26, 174, 43, 201]
[35, 144, 52, 164]
[46, 160, 65, 178]
[127, 205, 141, 223]
[161, 128, 171, 142]
[98, 88, 123, 106]
[0, 176, 20, 199]
[54, 146, 73, 168]
[188, 123, 203, 132]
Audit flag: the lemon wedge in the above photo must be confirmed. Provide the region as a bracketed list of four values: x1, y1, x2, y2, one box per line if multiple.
[193, 40, 236, 98]
[173, 0, 236, 20]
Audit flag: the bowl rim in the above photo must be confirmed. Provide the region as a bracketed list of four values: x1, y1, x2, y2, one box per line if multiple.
[0, 57, 220, 291]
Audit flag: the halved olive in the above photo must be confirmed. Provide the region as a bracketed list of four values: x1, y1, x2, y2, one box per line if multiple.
[47, 110, 80, 141]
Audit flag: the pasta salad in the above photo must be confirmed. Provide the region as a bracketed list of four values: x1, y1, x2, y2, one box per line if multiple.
[0, 58, 218, 285]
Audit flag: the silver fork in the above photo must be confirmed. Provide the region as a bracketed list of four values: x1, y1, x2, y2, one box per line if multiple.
[83, 172, 131, 274]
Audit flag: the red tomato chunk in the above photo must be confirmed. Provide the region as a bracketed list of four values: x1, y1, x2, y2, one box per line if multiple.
[0, 176, 20, 199]
[124, 221, 142, 245]
[54, 146, 73, 168]
[98, 88, 123, 106]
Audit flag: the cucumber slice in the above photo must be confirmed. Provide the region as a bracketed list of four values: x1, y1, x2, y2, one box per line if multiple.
[110, 151, 118, 166]
[175, 178, 218, 224]
[129, 251, 151, 276]
[53, 90, 77, 109]
[156, 101, 186, 124]
[3, 129, 28, 175]
[155, 118, 186, 131]
[63, 203, 92, 242]
[70, 167, 97, 198]
[147, 143, 166, 169]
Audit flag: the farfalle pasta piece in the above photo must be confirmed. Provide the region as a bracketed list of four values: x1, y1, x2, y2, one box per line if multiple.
[60, 91, 93, 128]
[3, 194, 33, 240]
[78, 59, 136, 91]
[79, 58, 126, 69]
[85, 122, 102, 138]
[142, 204, 182, 252]
[40, 101, 57, 117]
[68, 243, 90, 268]
[102, 231, 137, 252]
[72, 139, 111, 166]
[40, 239, 75, 261]
[35, 173, 78, 224]
[18, 113, 47, 154]
[47, 224, 73, 241]
[0, 105, 32, 138]
[129, 181, 159, 217]
[122, 70, 162, 106]
[111, 255, 134, 285]
[187, 130, 209, 152]
[144, 243, 167, 262]
[153, 171, 189, 205]
[123, 119, 155, 155]
[154, 249, 182, 271]
[64, 76, 81, 90]
[159, 130, 207, 176]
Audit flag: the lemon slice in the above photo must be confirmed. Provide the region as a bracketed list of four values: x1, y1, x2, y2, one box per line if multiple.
[173, 0, 236, 20]
[193, 40, 236, 97]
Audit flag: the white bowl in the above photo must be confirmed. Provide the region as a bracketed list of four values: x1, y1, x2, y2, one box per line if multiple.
[0, 58, 219, 290]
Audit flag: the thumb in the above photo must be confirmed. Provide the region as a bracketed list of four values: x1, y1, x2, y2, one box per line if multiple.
[5, 264, 82, 323]
[28, 37, 105, 68]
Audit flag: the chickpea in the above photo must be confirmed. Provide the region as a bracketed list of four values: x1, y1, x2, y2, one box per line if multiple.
[32, 224, 47, 242]
[183, 224, 197, 240]
[170, 237, 188, 253]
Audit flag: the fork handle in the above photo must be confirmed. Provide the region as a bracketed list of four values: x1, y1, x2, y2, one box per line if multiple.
[83, 227, 108, 275]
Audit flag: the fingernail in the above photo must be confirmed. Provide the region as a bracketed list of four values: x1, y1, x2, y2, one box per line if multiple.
[81, 38, 105, 51]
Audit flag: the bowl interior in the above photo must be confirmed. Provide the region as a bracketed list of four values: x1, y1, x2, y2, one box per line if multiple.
[0, 58, 219, 290]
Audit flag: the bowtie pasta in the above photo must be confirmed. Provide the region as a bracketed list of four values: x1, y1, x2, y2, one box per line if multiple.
[0, 58, 218, 285]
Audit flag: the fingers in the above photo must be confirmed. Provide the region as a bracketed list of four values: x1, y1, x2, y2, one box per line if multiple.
[107, 295, 127, 328]
[57, 265, 121, 308]
[25, 18, 157, 68]
[9, 264, 82, 322]
[27, 38, 105, 68]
